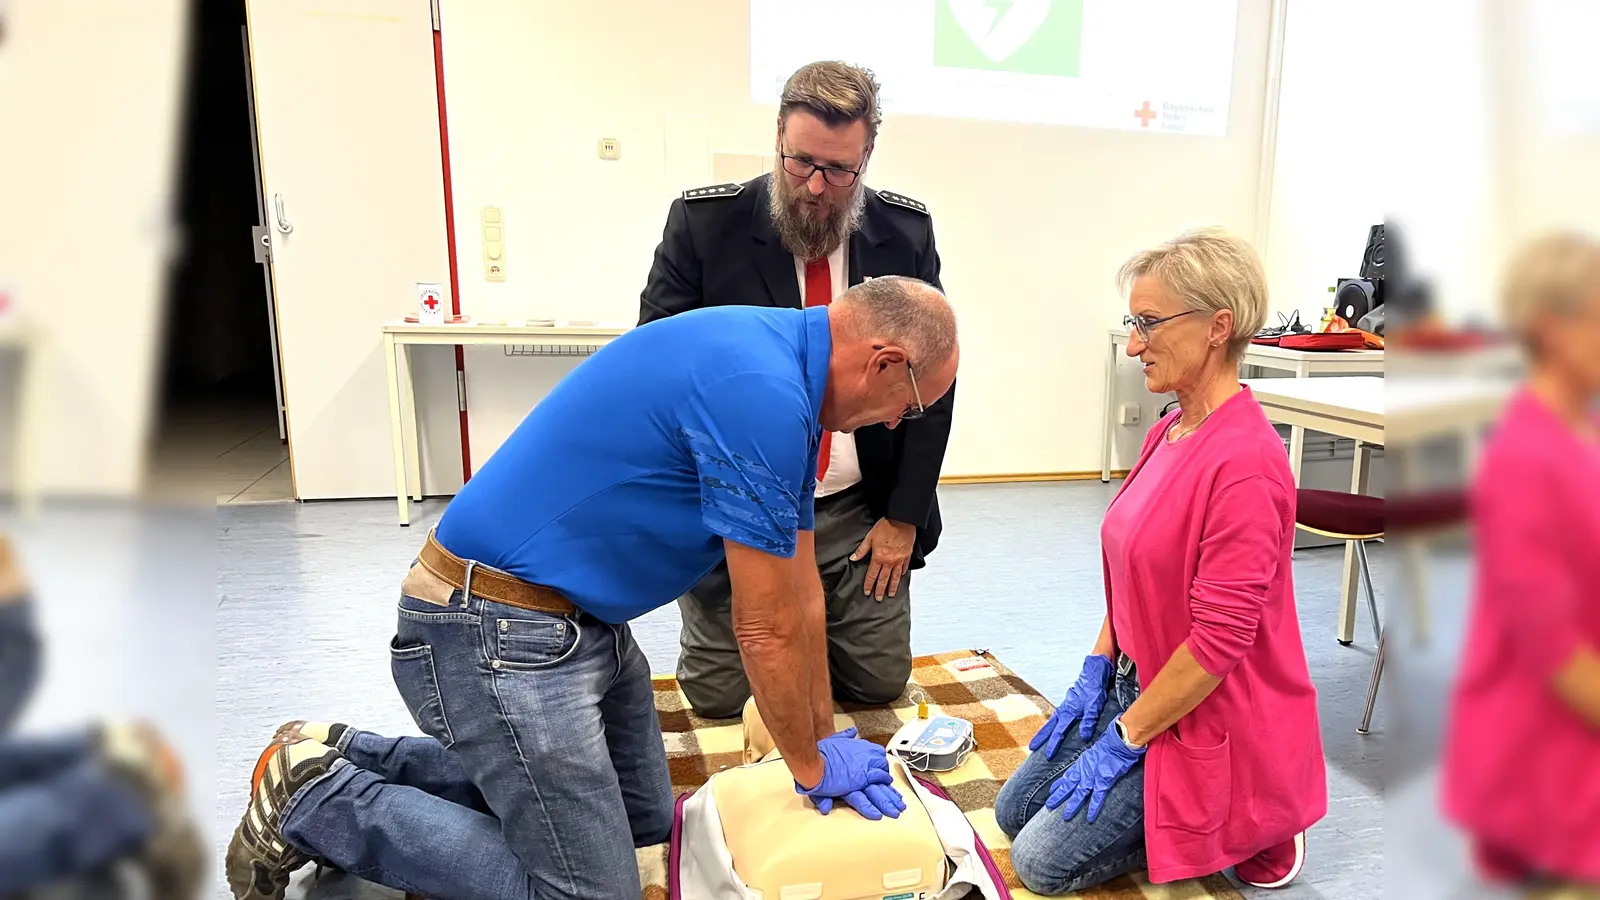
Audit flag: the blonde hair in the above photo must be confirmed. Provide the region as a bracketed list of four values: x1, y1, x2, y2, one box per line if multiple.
[1499, 230, 1600, 347]
[779, 61, 882, 146]
[1116, 227, 1269, 359]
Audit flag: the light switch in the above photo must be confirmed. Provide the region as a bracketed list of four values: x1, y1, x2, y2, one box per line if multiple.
[481, 207, 506, 281]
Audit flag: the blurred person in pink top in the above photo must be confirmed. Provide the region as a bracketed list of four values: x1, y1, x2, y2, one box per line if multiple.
[996, 229, 1326, 894]
[1441, 231, 1600, 887]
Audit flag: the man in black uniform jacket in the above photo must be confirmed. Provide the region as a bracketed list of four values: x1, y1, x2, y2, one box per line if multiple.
[638, 61, 955, 718]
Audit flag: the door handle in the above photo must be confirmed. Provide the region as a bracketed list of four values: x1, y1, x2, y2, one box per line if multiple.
[273, 193, 294, 234]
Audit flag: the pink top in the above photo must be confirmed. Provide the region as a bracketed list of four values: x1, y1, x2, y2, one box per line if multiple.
[1105, 387, 1327, 883]
[1441, 388, 1600, 882]
[1104, 432, 1187, 646]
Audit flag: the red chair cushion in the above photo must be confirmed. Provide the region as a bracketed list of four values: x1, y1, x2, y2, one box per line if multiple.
[1387, 490, 1471, 533]
[1296, 489, 1384, 537]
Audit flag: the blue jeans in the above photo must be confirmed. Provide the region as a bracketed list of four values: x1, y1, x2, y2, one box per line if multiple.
[0, 598, 42, 733]
[996, 657, 1147, 895]
[0, 731, 154, 893]
[280, 589, 674, 900]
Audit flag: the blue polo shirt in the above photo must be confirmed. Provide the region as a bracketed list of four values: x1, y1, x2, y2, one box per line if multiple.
[432, 305, 828, 624]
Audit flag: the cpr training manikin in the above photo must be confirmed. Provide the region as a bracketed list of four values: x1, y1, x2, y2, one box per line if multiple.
[671, 699, 1007, 900]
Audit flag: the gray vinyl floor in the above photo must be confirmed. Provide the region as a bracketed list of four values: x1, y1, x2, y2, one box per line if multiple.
[1, 481, 1497, 899]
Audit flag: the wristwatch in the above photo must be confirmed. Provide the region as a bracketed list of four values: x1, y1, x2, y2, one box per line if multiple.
[1113, 717, 1147, 753]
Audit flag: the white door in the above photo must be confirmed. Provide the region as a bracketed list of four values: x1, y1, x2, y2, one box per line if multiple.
[246, 0, 454, 500]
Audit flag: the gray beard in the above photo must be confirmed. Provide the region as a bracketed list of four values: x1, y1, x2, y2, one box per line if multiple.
[767, 173, 865, 261]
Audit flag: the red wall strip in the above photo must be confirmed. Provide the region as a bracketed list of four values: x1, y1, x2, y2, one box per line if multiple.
[431, 24, 473, 483]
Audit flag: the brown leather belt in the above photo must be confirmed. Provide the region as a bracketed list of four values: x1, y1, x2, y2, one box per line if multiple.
[418, 532, 576, 615]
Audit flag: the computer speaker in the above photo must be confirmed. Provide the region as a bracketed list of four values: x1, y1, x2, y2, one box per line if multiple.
[1359, 224, 1385, 281]
[1334, 278, 1375, 325]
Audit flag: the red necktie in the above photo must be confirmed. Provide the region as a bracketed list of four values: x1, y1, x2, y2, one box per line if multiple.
[805, 257, 832, 481]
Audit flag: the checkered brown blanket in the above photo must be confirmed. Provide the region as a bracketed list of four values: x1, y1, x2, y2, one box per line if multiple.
[636, 649, 1243, 900]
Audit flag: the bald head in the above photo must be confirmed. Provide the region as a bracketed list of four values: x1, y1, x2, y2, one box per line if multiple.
[823, 276, 959, 433]
[832, 276, 958, 370]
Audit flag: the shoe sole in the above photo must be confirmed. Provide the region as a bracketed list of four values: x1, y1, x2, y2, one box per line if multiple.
[1241, 832, 1306, 889]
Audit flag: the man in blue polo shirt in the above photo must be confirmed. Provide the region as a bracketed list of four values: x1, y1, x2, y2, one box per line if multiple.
[226, 276, 960, 900]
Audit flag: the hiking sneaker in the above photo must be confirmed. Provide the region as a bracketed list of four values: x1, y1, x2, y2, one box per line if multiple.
[97, 721, 208, 899]
[254, 722, 350, 790]
[1235, 832, 1307, 889]
[226, 739, 342, 900]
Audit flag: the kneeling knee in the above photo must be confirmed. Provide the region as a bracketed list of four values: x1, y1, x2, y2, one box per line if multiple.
[837, 667, 911, 708]
[1007, 832, 1075, 897]
[632, 810, 673, 849]
[993, 783, 1028, 840]
[681, 686, 748, 720]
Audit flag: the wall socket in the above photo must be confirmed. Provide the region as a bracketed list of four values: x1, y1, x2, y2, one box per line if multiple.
[1119, 403, 1141, 426]
[481, 206, 506, 282]
[598, 138, 621, 160]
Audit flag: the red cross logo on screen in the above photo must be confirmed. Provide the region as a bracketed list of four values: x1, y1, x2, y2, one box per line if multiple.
[1134, 101, 1157, 128]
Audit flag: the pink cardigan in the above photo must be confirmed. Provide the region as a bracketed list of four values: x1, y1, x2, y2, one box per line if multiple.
[1441, 388, 1600, 882]
[1106, 387, 1327, 883]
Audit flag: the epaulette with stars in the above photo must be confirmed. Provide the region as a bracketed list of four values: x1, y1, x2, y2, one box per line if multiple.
[682, 183, 744, 201]
[877, 190, 928, 215]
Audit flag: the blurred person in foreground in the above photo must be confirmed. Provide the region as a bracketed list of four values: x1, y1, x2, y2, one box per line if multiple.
[1441, 231, 1600, 888]
[996, 229, 1326, 894]
[0, 535, 204, 898]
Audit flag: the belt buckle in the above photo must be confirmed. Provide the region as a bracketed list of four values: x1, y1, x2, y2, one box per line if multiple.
[1117, 654, 1134, 676]
[460, 559, 478, 607]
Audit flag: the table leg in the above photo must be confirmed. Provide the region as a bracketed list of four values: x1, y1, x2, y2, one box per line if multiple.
[1288, 426, 1306, 485]
[15, 335, 45, 517]
[384, 334, 410, 526]
[1101, 335, 1118, 482]
[1287, 360, 1310, 485]
[398, 343, 422, 502]
[1337, 442, 1372, 644]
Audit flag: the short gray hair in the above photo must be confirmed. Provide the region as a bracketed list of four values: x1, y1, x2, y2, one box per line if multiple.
[1500, 230, 1600, 345]
[835, 276, 957, 368]
[1117, 227, 1269, 359]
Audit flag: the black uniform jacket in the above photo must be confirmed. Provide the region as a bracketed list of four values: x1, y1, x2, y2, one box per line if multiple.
[638, 173, 953, 567]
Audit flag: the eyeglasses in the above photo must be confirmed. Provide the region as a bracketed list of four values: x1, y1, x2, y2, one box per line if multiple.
[779, 147, 864, 187]
[1123, 310, 1201, 342]
[900, 361, 925, 421]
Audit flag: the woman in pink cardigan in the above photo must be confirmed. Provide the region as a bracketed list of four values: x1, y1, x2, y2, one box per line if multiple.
[1440, 231, 1600, 887]
[997, 228, 1327, 894]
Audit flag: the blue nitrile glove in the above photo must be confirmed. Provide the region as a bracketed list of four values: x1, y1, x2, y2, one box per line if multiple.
[795, 728, 906, 821]
[1044, 716, 1146, 823]
[1029, 654, 1114, 759]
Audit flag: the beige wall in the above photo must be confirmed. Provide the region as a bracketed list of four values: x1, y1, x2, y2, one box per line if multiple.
[0, 0, 188, 498]
[437, 0, 1276, 478]
[1260, 0, 1385, 324]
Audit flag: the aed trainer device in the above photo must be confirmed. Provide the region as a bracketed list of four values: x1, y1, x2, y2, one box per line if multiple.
[887, 715, 976, 773]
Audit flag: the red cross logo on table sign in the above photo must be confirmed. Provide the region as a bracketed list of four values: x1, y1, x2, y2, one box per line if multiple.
[423, 293, 440, 311]
[1134, 101, 1157, 128]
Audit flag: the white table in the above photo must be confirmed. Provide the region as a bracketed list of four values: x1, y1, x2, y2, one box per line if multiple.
[1102, 328, 1384, 482]
[1244, 377, 1385, 644]
[383, 320, 629, 526]
[1385, 376, 1515, 447]
[0, 319, 46, 517]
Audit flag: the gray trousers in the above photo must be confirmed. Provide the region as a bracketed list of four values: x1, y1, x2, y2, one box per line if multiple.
[676, 486, 914, 719]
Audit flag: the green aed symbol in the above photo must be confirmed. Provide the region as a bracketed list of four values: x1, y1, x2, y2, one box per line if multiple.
[934, 0, 1084, 77]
